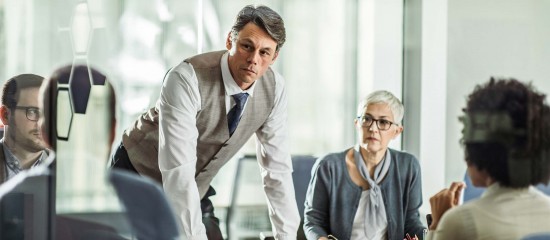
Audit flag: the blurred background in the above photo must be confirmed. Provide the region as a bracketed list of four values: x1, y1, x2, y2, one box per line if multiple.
[1, 0, 549, 239]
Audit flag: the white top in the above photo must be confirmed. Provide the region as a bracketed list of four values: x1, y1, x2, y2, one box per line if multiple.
[427, 183, 550, 240]
[157, 51, 299, 240]
[351, 190, 388, 240]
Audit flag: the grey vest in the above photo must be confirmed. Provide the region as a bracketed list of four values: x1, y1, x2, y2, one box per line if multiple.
[122, 50, 276, 198]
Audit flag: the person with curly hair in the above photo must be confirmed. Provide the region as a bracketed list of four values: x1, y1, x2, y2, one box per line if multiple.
[427, 78, 550, 239]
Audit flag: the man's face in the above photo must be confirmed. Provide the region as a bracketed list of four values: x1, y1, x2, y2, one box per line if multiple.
[226, 22, 279, 90]
[6, 87, 46, 153]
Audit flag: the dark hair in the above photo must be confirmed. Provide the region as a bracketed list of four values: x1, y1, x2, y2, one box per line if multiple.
[2, 74, 45, 109]
[463, 77, 550, 187]
[230, 4, 286, 52]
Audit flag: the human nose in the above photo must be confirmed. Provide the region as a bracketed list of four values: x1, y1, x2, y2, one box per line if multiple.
[247, 51, 260, 65]
[368, 120, 378, 132]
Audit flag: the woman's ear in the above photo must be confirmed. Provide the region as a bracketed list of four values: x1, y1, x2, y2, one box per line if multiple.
[392, 125, 404, 139]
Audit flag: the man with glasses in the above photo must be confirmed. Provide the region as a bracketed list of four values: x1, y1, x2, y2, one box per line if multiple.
[0, 74, 48, 184]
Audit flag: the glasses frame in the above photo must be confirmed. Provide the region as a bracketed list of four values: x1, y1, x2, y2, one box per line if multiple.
[14, 106, 41, 122]
[357, 115, 398, 131]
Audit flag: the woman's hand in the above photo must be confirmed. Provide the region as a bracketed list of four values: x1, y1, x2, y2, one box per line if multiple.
[428, 181, 466, 230]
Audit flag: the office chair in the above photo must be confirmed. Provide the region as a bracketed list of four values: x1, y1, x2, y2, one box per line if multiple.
[462, 172, 486, 202]
[226, 155, 272, 240]
[291, 155, 317, 240]
[521, 233, 550, 240]
[463, 172, 550, 202]
[0, 155, 54, 240]
[108, 169, 180, 240]
[257, 155, 317, 240]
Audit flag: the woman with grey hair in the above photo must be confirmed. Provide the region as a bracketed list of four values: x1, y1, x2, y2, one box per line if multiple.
[304, 90, 426, 240]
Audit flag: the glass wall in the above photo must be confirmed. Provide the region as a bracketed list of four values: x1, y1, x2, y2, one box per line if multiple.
[0, 0, 404, 237]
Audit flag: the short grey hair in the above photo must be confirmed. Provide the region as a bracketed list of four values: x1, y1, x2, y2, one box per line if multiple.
[230, 4, 286, 52]
[356, 90, 404, 124]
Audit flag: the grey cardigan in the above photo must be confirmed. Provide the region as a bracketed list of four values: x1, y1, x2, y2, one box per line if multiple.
[303, 148, 426, 240]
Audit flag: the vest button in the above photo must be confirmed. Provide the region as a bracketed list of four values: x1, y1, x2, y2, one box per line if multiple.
[211, 157, 217, 161]
[200, 169, 207, 173]
[222, 143, 229, 147]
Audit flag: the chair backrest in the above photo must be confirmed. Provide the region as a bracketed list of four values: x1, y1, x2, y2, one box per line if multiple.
[0, 155, 54, 240]
[291, 155, 317, 218]
[463, 172, 550, 202]
[226, 155, 317, 240]
[291, 155, 317, 240]
[462, 172, 486, 202]
[108, 169, 180, 240]
[226, 155, 272, 240]
[0, 176, 50, 240]
[537, 184, 550, 195]
[521, 233, 550, 240]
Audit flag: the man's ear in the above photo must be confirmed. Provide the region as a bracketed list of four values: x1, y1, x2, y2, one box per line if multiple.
[226, 32, 233, 51]
[272, 51, 279, 63]
[0, 106, 10, 126]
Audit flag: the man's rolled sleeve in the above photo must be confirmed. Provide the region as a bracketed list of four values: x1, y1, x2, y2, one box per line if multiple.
[255, 73, 300, 239]
[158, 64, 207, 239]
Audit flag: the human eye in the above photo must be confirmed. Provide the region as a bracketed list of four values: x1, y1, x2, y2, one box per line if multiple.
[260, 50, 271, 56]
[241, 43, 252, 51]
[379, 119, 392, 128]
[362, 116, 373, 123]
[28, 108, 40, 115]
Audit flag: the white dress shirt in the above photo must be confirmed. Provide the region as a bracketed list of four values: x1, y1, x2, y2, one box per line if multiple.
[157, 51, 300, 240]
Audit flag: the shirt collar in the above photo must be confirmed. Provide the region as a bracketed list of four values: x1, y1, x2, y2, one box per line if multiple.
[221, 51, 256, 98]
[482, 182, 531, 198]
[3, 140, 21, 174]
[2, 138, 48, 173]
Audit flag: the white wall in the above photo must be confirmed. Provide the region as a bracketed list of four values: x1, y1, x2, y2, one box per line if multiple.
[445, 0, 550, 184]
[405, 0, 550, 215]
[358, 0, 404, 149]
[403, 0, 448, 215]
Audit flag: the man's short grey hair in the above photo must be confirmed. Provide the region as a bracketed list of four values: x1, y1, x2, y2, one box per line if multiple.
[356, 90, 404, 124]
[230, 4, 286, 52]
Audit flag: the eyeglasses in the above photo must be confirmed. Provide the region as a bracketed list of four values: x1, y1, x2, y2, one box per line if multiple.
[357, 115, 397, 131]
[14, 106, 41, 121]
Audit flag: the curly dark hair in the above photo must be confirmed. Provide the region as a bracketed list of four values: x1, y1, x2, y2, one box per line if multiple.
[463, 77, 550, 187]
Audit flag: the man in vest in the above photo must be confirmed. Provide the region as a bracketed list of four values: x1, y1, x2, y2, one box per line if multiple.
[111, 4, 300, 240]
[0, 74, 49, 184]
